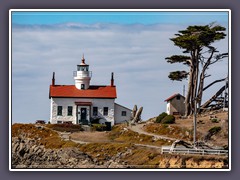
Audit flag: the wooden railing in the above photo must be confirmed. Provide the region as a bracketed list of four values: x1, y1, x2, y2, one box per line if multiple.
[161, 146, 228, 156]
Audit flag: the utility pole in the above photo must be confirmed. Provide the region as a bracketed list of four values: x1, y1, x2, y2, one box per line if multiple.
[183, 85, 185, 97]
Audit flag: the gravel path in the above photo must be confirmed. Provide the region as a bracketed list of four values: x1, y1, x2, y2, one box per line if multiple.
[128, 123, 177, 141]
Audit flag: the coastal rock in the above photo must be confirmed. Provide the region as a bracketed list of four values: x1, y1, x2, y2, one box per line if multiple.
[12, 137, 129, 169]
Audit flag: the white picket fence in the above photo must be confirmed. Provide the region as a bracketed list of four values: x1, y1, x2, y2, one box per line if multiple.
[161, 146, 228, 156]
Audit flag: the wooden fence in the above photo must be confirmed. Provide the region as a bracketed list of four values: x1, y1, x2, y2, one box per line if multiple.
[161, 146, 228, 156]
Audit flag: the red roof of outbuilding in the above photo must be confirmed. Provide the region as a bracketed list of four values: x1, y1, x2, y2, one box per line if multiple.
[49, 85, 117, 99]
[164, 93, 184, 101]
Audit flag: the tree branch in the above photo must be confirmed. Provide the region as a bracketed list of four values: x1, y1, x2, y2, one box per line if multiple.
[209, 53, 228, 65]
[201, 84, 228, 109]
[203, 78, 226, 91]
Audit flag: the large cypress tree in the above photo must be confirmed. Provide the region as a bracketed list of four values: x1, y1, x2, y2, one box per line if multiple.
[165, 23, 228, 116]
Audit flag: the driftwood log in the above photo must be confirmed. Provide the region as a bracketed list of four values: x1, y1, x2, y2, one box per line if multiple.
[200, 83, 228, 111]
[170, 139, 214, 152]
[131, 105, 137, 120]
[130, 105, 143, 124]
[170, 140, 193, 152]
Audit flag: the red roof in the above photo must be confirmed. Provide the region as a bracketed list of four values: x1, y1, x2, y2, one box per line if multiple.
[49, 85, 117, 99]
[164, 93, 184, 101]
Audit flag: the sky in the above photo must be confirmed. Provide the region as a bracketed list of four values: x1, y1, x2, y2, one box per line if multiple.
[11, 10, 229, 123]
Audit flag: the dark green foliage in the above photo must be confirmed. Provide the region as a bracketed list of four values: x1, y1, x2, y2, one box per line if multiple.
[165, 55, 191, 65]
[204, 126, 222, 141]
[90, 117, 101, 124]
[208, 126, 221, 134]
[170, 24, 226, 53]
[156, 113, 176, 124]
[211, 118, 219, 123]
[91, 124, 107, 131]
[161, 115, 176, 124]
[156, 112, 168, 123]
[47, 124, 84, 132]
[168, 71, 189, 81]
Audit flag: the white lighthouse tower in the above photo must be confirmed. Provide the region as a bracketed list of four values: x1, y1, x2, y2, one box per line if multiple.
[73, 55, 92, 90]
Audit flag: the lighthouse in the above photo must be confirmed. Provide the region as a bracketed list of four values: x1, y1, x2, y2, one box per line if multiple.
[73, 55, 92, 90]
[49, 54, 132, 126]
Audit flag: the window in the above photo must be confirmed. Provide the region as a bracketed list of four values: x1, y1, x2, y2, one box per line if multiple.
[68, 106, 73, 116]
[57, 121, 62, 124]
[121, 111, 127, 116]
[103, 107, 108, 116]
[81, 84, 85, 90]
[176, 95, 180, 100]
[57, 106, 62, 116]
[93, 107, 98, 116]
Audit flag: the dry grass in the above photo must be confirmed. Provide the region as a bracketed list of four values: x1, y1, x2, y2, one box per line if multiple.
[145, 110, 229, 147]
[11, 113, 229, 167]
[69, 124, 172, 146]
[123, 146, 162, 168]
[12, 123, 80, 149]
[109, 124, 173, 146]
[79, 142, 132, 161]
[143, 123, 192, 141]
[12, 123, 59, 140]
[78, 142, 163, 167]
[70, 131, 112, 143]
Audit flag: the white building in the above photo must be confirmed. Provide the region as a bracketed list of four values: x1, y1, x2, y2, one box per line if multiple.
[49, 56, 132, 126]
[165, 93, 185, 116]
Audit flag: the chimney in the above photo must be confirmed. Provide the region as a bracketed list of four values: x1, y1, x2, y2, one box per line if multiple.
[111, 72, 114, 86]
[52, 72, 55, 86]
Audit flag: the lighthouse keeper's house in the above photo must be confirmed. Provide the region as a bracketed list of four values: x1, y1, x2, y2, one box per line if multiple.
[49, 56, 132, 126]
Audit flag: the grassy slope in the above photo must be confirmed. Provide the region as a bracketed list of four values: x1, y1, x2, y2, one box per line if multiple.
[144, 110, 228, 147]
[11, 123, 172, 167]
[12, 123, 80, 149]
[12, 110, 229, 168]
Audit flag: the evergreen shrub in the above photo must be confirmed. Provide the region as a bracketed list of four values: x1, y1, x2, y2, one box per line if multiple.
[156, 112, 168, 123]
[161, 115, 175, 124]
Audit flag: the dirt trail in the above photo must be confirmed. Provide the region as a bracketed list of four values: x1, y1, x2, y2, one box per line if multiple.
[36, 123, 176, 148]
[59, 132, 89, 144]
[128, 123, 177, 141]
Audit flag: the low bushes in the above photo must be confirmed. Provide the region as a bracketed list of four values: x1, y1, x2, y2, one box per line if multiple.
[211, 118, 219, 123]
[46, 124, 84, 132]
[155, 112, 167, 123]
[208, 126, 221, 134]
[204, 126, 222, 141]
[91, 124, 107, 131]
[161, 115, 175, 124]
[156, 112, 175, 124]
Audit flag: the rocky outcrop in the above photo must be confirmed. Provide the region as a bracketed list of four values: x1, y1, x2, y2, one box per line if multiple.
[158, 155, 228, 168]
[11, 137, 126, 168]
[12, 136, 228, 169]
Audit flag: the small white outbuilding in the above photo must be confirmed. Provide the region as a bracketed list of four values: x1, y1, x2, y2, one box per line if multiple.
[165, 93, 185, 116]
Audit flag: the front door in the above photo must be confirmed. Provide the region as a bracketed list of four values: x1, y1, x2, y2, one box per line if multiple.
[78, 107, 89, 125]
